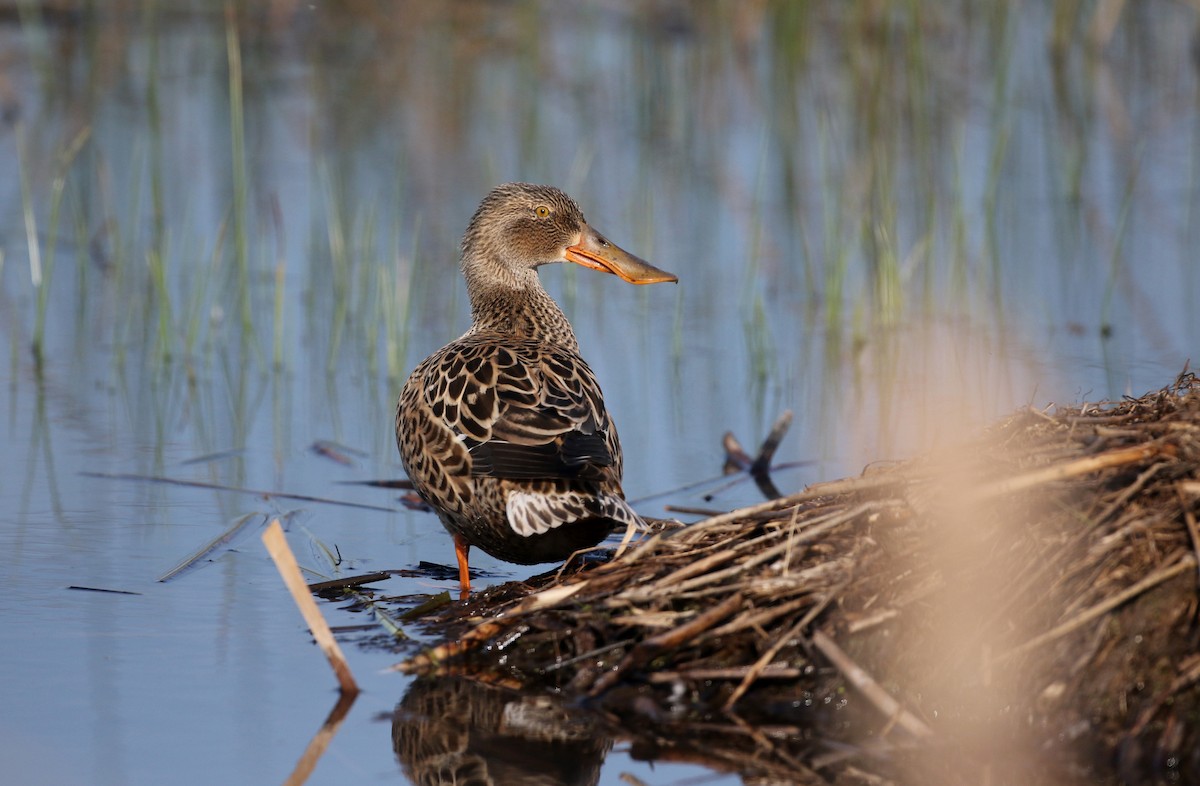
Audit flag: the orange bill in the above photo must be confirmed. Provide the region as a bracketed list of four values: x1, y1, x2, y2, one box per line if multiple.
[565, 226, 677, 284]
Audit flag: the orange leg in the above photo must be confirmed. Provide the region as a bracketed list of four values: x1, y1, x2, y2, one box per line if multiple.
[453, 533, 472, 593]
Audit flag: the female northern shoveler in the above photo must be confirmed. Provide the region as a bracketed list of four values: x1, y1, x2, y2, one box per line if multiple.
[395, 183, 677, 592]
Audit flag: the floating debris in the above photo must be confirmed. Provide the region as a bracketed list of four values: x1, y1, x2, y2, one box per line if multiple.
[310, 439, 368, 467]
[66, 585, 143, 595]
[263, 520, 359, 696]
[157, 512, 272, 582]
[85, 472, 397, 513]
[176, 448, 246, 466]
[307, 571, 393, 595]
[338, 478, 416, 490]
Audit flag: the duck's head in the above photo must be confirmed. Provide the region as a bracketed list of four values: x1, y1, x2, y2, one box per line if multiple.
[460, 183, 677, 293]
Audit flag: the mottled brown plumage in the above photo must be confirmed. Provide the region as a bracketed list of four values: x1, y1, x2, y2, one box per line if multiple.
[396, 183, 676, 591]
[393, 677, 610, 786]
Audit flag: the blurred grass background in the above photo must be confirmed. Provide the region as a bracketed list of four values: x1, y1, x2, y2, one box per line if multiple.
[2, 0, 1197, 491]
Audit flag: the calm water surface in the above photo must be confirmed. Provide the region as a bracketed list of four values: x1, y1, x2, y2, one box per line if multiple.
[2, 2, 1198, 784]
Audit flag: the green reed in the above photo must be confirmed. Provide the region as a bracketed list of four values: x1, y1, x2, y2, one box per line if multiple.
[358, 208, 381, 377]
[384, 216, 420, 384]
[318, 161, 350, 374]
[142, 2, 172, 364]
[22, 125, 91, 363]
[1099, 146, 1141, 337]
[225, 3, 253, 346]
[7, 0, 1173, 472]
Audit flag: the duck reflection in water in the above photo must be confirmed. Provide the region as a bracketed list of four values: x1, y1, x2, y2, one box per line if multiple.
[393, 677, 611, 786]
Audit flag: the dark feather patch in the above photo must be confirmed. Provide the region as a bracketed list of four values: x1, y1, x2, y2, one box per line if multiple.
[560, 431, 611, 467]
[470, 432, 612, 480]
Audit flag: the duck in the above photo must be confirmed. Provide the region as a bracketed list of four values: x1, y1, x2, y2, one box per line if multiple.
[395, 183, 677, 592]
[393, 676, 610, 785]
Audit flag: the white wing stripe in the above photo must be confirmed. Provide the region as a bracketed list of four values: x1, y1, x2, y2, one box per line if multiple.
[505, 491, 644, 538]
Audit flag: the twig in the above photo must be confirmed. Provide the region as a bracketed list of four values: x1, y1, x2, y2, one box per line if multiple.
[1176, 483, 1200, 587]
[544, 640, 631, 672]
[158, 512, 273, 582]
[707, 595, 812, 639]
[751, 410, 794, 475]
[262, 520, 359, 695]
[66, 585, 142, 595]
[84, 471, 397, 512]
[637, 593, 743, 650]
[310, 439, 363, 466]
[724, 615, 807, 709]
[724, 709, 817, 776]
[812, 629, 934, 739]
[999, 553, 1198, 662]
[1091, 462, 1167, 525]
[394, 620, 511, 675]
[722, 432, 754, 473]
[660, 489, 808, 534]
[589, 593, 743, 696]
[338, 478, 415, 490]
[306, 571, 392, 593]
[646, 664, 802, 682]
[628, 527, 772, 590]
[178, 448, 246, 466]
[398, 579, 590, 674]
[622, 502, 890, 602]
[722, 411, 795, 500]
[398, 591, 453, 621]
[504, 580, 588, 616]
[1127, 656, 1200, 739]
[1066, 412, 1138, 426]
[971, 444, 1159, 501]
[664, 504, 727, 517]
[280, 690, 357, 786]
[846, 608, 899, 634]
[749, 412, 792, 499]
[631, 460, 812, 507]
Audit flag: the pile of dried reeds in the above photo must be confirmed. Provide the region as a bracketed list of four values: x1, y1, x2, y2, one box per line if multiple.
[397, 371, 1200, 783]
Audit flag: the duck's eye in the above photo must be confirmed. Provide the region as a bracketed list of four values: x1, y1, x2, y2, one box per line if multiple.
[534, 205, 551, 218]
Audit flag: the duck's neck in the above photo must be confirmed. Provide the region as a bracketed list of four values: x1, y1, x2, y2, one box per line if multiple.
[464, 263, 579, 350]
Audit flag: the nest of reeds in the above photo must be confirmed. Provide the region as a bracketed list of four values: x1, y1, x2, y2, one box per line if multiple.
[396, 371, 1200, 784]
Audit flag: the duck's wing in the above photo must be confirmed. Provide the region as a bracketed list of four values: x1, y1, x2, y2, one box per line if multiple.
[418, 339, 622, 483]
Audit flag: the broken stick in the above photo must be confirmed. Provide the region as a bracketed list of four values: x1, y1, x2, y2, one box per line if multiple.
[263, 519, 359, 695]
